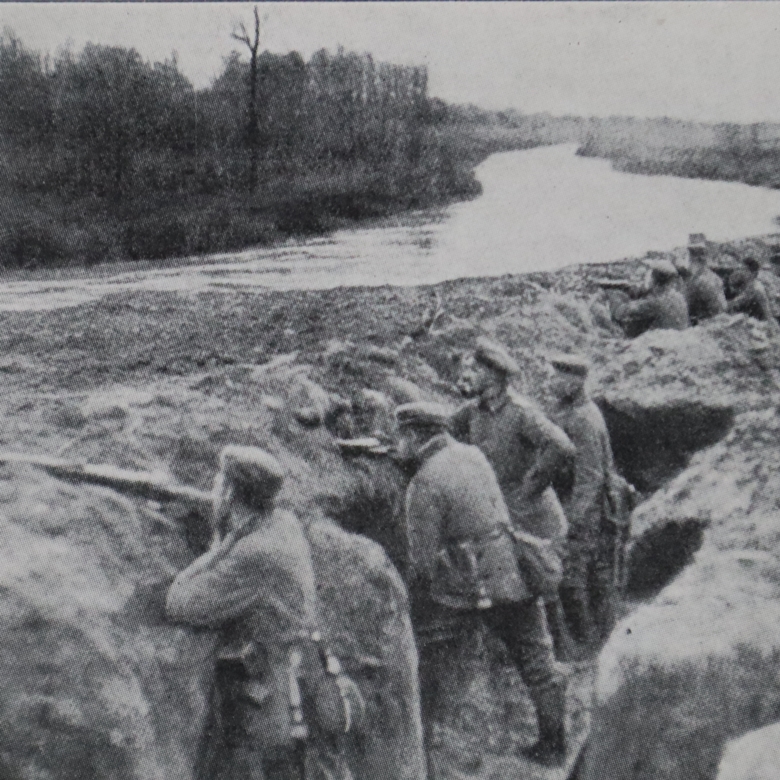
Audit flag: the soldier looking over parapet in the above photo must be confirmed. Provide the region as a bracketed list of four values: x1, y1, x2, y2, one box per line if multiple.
[396, 402, 567, 771]
[683, 234, 727, 325]
[727, 257, 780, 334]
[166, 446, 362, 780]
[548, 355, 622, 655]
[604, 259, 690, 337]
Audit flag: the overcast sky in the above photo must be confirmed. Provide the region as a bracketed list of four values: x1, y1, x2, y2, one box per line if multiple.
[3, 2, 780, 124]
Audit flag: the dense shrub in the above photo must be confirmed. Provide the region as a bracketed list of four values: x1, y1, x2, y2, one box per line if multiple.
[0, 30, 476, 267]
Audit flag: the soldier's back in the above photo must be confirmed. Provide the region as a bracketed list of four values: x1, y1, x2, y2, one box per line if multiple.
[654, 287, 689, 330]
[687, 268, 727, 322]
[415, 437, 510, 540]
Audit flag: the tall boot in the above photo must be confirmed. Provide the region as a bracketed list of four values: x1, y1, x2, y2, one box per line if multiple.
[520, 682, 567, 768]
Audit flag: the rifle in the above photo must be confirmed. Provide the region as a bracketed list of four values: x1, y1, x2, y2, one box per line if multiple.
[0, 452, 212, 511]
[595, 278, 635, 291]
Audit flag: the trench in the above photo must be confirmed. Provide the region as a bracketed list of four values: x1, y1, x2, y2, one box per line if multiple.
[322, 397, 734, 779]
[625, 518, 707, 599]
[595, 398, 735, 493]
[594, 396, 733, 596]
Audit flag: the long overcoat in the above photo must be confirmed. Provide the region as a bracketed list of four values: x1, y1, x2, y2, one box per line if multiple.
[450, 391, 574, 542]
[167, 508, 320, 776]
[405, 433, 530, 611]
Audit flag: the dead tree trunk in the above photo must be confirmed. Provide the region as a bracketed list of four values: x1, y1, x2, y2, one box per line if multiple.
[232, 6, 261, 195]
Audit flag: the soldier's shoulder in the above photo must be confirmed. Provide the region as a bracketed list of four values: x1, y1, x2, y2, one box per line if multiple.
[452, 398, 479, 419]
[424, 438, 490, 477]
[242, 510, 307, 551]
[506, 389, 541, 414]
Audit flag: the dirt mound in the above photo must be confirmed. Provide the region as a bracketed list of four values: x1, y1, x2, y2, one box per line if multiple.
[0, 368, 425, 780]
[716, 721, 780, 780]
[582, 406, 780, 780]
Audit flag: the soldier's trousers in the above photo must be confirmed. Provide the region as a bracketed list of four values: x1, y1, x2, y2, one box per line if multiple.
[561, 532, 617, 644]
[214, 744, 307, 780]
[417, 599, 564, 748]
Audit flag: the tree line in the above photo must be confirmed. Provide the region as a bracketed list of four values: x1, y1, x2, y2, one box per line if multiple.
[0, 26, 477, 267]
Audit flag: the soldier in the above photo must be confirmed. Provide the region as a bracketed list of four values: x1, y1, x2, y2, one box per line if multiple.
[397, 402, 567, 770]
[684, 234, 727, 325]
[608, 260, 689, 336]
[759, 250, 780, 322]
[728, 258, 780, 334]
[548, 355, 619, 652]
[451, 337, 576, 661]
[451, 338, 575, 543]
[166, 446, 360, 780]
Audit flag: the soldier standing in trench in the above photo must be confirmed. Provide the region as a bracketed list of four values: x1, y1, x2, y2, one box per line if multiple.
[548, 355, 621, 653]
[166, 445, 360, 780]
[396, 402, 567, 770]
[450, 337, 577, 660]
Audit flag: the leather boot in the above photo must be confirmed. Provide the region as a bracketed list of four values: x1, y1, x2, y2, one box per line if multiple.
[520, 682, 567, 767]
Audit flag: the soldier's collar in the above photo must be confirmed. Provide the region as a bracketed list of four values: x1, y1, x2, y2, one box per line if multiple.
[556, 388, 588, 409]
[479, 389, 510, 414]
[416, 432, 451, 464]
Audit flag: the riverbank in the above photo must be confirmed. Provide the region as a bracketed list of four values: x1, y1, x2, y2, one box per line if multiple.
[0, 151, 482, 271]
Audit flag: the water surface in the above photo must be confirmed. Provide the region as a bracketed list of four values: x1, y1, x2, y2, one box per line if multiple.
[3, 144, 780, 311]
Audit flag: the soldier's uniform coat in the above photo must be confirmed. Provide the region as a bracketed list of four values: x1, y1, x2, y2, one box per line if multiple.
[685, 267, 727, 324]
[450, 391, 574, 543]
[614, 285, 689, 335]
[167, 508, 321, 780]
[552, 397, 616, 591]
[728, 278, 780, 332]
[404, 432, 529, 609]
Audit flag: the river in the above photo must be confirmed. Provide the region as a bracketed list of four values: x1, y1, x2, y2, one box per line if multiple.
[3, 143, 780, 312]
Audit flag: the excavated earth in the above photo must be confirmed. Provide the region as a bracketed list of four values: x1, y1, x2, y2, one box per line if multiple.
[0, 234, 779, 780]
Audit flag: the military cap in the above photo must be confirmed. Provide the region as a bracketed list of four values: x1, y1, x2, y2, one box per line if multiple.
[473, 336, 520, 376]
[646, 258, 678, 281]
[219, 445, 285, 498]
[689, 233, 708, 250]
[743, 257, 761, 273]
[549, 353, 591, 377]
[395, 401, 450, 430]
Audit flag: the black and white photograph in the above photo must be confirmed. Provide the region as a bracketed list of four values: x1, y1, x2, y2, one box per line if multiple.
[0, 3, 779, 780]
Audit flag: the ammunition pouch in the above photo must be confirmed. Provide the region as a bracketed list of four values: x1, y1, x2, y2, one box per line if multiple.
[215, 636, 365, 748]
[215, 641, 307, 749]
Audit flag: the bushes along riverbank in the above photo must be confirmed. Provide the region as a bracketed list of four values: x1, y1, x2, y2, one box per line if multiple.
[0, 31, 481, 269]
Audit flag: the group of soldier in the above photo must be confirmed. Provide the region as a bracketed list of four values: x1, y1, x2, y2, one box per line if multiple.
[603, 233, 780, 336]
[400, 338, 632, 772]
[163, 322, 634, 778]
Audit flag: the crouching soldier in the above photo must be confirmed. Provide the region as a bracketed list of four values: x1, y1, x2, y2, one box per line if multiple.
[166, 445, 363, 780]
[397, 403, 567, 770]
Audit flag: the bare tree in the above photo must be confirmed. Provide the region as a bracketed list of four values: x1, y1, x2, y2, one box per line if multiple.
[232, 6, 261, 195]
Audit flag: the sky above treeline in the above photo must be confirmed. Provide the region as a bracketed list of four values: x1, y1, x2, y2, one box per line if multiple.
[3, 2, 780, 125]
